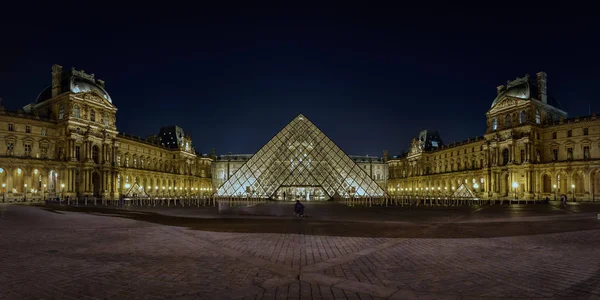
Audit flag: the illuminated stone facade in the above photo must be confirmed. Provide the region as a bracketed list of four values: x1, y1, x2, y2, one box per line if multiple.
[388, 72, 600, 202]
[0, 65, 211, 202]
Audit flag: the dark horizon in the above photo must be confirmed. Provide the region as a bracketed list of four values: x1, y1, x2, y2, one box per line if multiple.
[1, 7, 599, 156]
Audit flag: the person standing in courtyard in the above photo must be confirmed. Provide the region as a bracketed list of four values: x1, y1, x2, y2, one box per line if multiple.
[294, 200, 304, 217]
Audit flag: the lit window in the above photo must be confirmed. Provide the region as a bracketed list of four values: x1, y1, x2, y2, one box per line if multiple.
[520, 110, 526, 124]
[584, 146, 590, 159]
[73, 105, 80, 118]
[41, 128, 46, 136]
[492, 118, 497, 130]
[535, 109, 541, 124]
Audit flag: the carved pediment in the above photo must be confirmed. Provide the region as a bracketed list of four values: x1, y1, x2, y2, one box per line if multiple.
[489, 96, 527, 113]
[82, 91, 114, 107]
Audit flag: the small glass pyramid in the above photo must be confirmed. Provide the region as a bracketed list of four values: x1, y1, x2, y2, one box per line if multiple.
[216, 114, 386, 200]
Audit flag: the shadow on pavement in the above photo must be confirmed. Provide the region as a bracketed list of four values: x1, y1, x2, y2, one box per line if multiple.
[35, 203, 600, 239]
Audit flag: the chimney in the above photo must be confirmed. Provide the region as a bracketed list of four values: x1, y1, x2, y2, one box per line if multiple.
[537, 72, 547, 103]
[51, 64, 63, 98]
[497, 85, 506, 94]
[383, 150, 389, 162]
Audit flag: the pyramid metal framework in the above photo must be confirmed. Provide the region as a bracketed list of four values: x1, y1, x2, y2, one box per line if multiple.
[451, 184, 476, 198]
[217, 114, 387, 199]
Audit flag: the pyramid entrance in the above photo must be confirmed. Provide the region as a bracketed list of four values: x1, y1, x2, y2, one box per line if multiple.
[216, 114, 386, 200]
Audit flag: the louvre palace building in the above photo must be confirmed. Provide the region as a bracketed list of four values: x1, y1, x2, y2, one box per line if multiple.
[1, 65, 599, 202]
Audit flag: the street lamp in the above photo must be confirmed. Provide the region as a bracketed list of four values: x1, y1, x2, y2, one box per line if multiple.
[552, 184, 557, 201]
[24, 184, 27, 202]
[1, 183, 5, 203]
[512, 182, 518, 200]
[43, 184, 47, 201]
[571, 183, 575, 201]
[61, 183, 65, 200]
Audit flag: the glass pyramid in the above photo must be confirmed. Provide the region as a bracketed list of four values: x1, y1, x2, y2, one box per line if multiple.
[451, 184, 475, 198]
[217, 114, 386, 200]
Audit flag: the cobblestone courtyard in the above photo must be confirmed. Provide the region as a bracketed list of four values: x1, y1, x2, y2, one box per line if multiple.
[1, 203, 600, 299]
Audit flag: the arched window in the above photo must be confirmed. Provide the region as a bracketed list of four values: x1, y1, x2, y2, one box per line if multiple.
[492, 118, 497, 130]
[90, 109, 95, 122]
[73, 105, 80, 118]
[519, 110, 526, 124]
[535, 109, 541, 124]
[58, 104, 64, 120]
[505, 114, 511, 127]
[92, 145, 99, 164]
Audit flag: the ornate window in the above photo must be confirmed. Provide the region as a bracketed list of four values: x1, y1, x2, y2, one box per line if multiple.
[505, 114, 511, 127]
[6, 142, 14, 156]
[90, 109, 96, 122]
[75, 145, 81, 161]
[26, 126, 31, 133]
[24, 144, 32, 157]
[519, 110, 526, 124]
[567, 147, 573, 160]
[8, 123, 14, 131]
[502, 148, 509, 166]
[73, 105, 80, 118]
[92, 146, 99, 164]
[492, 118, 497, 130]
[59, 104, 64, 120]
[584, 128, 589, 136]
[584, 146, 590, 160]
[40, 145, 48, 158]
[41, 128, 46, 136]
[535, 109, 541, 124]
[552, 149, 558, 161]
[567, 130, 572, 137]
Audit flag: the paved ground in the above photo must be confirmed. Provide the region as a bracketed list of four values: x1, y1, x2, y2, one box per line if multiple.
[1, 202, 600, 299]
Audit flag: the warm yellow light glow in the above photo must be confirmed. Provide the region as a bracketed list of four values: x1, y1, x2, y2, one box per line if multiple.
[43, 184, 47, 188]
[155, 186, 158, 190]
[61, 183, 65, 188]
[34, 169, 38, 175]
[17, 168, 21, 174]
[553, 184, 557, 189]
[24, 184, 27, 188]
[571, 184, 575, 189]
[1, 183, 5, 188]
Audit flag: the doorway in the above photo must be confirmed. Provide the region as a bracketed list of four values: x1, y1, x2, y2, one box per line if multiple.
[92, 172, 101, 197]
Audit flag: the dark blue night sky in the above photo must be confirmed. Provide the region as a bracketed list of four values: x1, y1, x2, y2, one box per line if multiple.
[1, 7, 598, 156]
